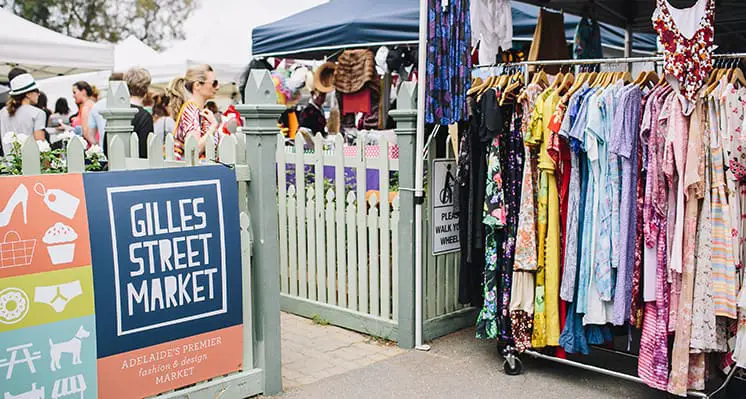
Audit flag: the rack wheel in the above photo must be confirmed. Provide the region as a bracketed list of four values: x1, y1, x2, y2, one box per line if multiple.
[503, 357, 523, 376]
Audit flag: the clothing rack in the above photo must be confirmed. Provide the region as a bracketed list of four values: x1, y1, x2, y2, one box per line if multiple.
[470, 53, 746, 399]
[474, 52, 746, 89]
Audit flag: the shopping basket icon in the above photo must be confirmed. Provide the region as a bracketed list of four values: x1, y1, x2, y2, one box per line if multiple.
[0, 231, 36, 268]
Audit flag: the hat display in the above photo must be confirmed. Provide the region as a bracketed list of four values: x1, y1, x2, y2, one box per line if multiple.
[304, 70, 315, 92]
[334, 49, 377, 94]
[313, 62, 336, 93]
[271, 72, 301, 105]
[8, 73, 38, 96]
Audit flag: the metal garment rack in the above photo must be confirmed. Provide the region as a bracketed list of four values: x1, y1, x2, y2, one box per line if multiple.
[472, 52, 746, 399]
[475, 52, 746, 86]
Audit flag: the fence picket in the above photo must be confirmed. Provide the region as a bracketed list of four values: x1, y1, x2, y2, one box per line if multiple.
[294, 135, 307, 299]
[66, 138, 85, 173]
[147, 133, 164, 168]
[378, 136, 391, 320]
[437, 255, 446, 316]
[205, 132, 216, 162]
[346, 191, 358, 311]
[333, 135, 347, 308]
[303, 187, 314, 300]
[130, 132, 139, 157]
[20, 137, 41, 175]
[235, 132, 247, 164]
[108, 136, 126, 171]
[355, 136, 368, 314]
[219, 134, 238, 165]
[325, 189, 336, 307]
[287, 186, 298, 296]
[367, 194, 380, 317]
[313, 134, 331, 305]
[184, 134, 198, 166]
[391, 194, 400, 320]
[164, 133, 175, 161]
[277, 135, 289, 295]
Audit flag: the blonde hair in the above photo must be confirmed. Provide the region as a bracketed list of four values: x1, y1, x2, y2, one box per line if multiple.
[125, 67, 152, 97]
[166, 64, 214, 118]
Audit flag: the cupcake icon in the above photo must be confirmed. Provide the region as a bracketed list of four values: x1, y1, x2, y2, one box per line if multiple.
[43, 222, 78, 265]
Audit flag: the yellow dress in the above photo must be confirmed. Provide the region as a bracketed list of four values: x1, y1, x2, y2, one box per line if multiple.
[532, 89, 561, 348]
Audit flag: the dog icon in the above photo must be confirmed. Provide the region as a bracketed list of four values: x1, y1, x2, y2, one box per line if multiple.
[49, 326, 90, 371]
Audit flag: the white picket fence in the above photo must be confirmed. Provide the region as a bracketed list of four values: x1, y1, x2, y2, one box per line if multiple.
[276, 133, 399, 330]
[276, 132, 473, 338]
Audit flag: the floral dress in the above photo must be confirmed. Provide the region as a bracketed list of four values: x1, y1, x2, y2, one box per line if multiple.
[425, 0, 472, 125]
[652, 0, 714, 115]
[476, 92, 513, 340]
[510, 83, 543, 351]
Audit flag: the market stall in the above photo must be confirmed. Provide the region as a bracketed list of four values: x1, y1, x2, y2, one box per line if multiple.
[251, 0, 657, 58]
[0, 7, 114, 81]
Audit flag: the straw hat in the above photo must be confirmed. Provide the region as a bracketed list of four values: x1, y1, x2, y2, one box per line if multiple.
[313, 62, 336, 93]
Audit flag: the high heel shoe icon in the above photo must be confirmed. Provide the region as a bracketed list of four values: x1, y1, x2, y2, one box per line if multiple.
[0, 184, 29, 227]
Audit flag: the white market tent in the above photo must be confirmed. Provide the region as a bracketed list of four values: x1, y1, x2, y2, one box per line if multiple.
[38, 36, 246, 112]
[0, 7, 114, 81]
[37, 36, 159, 114]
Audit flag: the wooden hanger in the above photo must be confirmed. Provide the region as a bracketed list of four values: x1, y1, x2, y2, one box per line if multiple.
[636, 70, 659, 87]
[549, 71, 564, 91]
[557, 66, 574, 96]
[500, 68, 525, 105]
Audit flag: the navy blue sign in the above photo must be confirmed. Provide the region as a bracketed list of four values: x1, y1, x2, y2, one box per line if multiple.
[84, 166, 243, 358]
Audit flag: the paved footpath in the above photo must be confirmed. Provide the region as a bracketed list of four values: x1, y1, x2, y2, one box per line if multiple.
[279, 312, 404, 390]
[272, 312, 740, 398]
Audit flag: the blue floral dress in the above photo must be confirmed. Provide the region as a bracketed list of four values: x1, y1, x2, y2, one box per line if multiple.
[426, 0, 472, 125]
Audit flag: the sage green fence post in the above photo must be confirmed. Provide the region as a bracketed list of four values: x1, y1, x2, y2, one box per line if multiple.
[390, 81, 417, 349]
[100, 81, 137, 156]
[235, 70, 285, 395]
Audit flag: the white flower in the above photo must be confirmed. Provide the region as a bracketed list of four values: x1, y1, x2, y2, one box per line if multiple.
[2, 132, 28, 146]
[2, 131, 16, 144]
[36, 140, 51, 153]
[86, 145, 104, 158]
[58, 130, 76, 141]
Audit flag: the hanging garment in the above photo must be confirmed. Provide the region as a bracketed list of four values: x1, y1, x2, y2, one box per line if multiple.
[559, 85, 590, 301]
[573, 16, 603, 60]
[470, 0, 512, 65]
[584, 88, 615, 326]
[568, 88, 598, 315]
[652, 0, 714, 115]
[527, 9, 570, 75]
[342, 89, 372, 115]
[638, 92, 675, 392]
[426, 0, 472, 125]
[511, 83, 544, 352]
[532, 88, 561, 348]
[690, 118, 717, 352]
[668, 100, 704, 397]
[610, 86, 643, 326]
[476, 89, 510, 340]
[710, 94, 739, 320]
[458, 98, 487, 307]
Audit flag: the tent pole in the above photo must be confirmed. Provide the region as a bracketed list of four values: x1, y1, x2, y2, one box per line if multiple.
[414, 0, 428, 351]
[624, 24, 632, 72]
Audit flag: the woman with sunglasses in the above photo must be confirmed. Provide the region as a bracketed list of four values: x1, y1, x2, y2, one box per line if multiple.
[167, 64, 220, 160]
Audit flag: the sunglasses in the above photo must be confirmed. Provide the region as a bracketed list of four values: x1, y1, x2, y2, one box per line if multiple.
[200, 79, 219, 89]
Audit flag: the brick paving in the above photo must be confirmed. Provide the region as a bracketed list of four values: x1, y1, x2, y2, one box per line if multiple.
[280, 312, 404, 391]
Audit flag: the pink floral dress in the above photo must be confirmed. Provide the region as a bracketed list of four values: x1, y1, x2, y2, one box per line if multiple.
[652, 0, 714, 115]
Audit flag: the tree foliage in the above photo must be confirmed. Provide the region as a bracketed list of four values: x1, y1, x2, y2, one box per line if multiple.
[0, 0, 198, 50]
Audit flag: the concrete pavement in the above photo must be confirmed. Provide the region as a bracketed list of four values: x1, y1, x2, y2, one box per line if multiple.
[274, 312, 741, 398]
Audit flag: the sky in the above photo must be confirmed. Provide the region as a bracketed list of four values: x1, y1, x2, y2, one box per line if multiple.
[163, 0, 326, 65]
